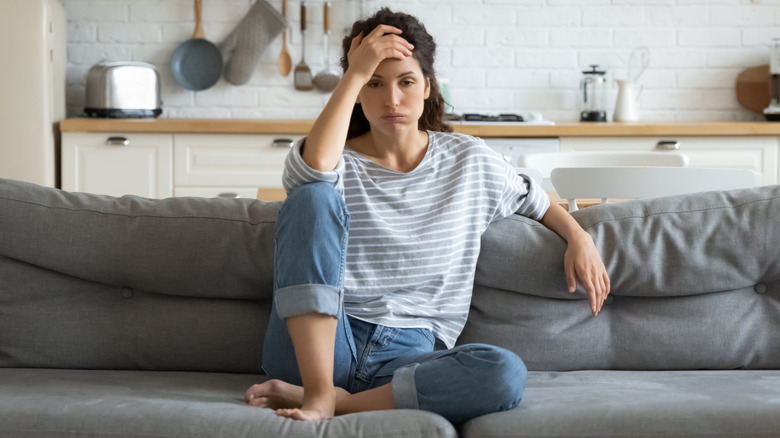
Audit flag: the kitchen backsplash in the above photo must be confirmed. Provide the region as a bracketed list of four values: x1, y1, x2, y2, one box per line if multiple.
[61, 0, 780, 121]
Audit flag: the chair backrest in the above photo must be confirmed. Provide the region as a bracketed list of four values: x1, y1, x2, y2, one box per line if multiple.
[517, 151, 689, 190]
[515, 167, 544, 186]
[551, 166, 756, 212]
[518, 151, 690, 176]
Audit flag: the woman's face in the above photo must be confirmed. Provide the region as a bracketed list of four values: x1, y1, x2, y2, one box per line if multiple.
[357, 55, 431, 136]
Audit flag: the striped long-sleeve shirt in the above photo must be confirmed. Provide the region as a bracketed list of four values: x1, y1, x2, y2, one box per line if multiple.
[282, 130, 550, 348]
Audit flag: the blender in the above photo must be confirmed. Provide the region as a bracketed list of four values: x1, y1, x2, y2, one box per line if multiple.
[580, 65, 608, 122]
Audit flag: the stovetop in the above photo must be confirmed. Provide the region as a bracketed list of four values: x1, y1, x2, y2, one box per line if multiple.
[445, 113, 555, 126]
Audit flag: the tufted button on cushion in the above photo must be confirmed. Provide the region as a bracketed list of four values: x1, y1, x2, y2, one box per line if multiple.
[754, 283, 767, 295]
[121, 287, 134, 299]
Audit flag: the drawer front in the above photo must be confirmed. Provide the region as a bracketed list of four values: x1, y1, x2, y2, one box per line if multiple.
[174, 187, 266, 199]
[174, 134, 301, 188]
[560, 136, 778, 186]
[62, 132, 173, 198]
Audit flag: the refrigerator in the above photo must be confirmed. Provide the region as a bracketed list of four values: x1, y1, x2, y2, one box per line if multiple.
[0, 0, 66, 188]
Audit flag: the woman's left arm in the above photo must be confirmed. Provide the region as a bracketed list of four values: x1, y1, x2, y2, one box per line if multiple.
[540, 200, 610, 316]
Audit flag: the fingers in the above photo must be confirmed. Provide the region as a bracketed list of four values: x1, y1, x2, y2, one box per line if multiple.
[350, 25, 407, 50]
[371, 34, 414, 58]
[563, 236, 611, 317]
[588, 272, 610, 317]
[371, 25, 413, 58]
[583, 277, 600, 317]
[565, 261, 577, 293]
[350, 25, 405, 50]
[567, 262, 610, 317]
[349, 31, 364, 52]
[367, 24, 403, 37]
[348, 26, 414, 66]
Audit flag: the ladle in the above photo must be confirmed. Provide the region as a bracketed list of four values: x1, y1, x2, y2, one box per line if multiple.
[313, 2, 340, 92]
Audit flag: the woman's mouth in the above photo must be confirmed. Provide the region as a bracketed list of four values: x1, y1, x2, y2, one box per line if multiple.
[382, 113, 406, 122]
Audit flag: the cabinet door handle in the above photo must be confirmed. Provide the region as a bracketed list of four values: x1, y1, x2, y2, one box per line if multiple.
[106, 136, 129, 146]
[217, 192, 239, 198]
[655, 140, 680, 150]
[272, 138, 295, 149]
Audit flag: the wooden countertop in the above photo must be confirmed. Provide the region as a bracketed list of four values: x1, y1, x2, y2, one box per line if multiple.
[59, 118, 780, 137]
[256, 186, 599, 210]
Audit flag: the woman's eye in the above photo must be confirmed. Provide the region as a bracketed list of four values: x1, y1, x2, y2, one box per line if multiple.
[367, 82, 380, 88]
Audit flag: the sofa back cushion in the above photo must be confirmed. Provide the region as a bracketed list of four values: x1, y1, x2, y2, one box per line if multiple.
[5, 178, 780, 373]
[0, 178, 277, 373]
[461, 186, 780, 371]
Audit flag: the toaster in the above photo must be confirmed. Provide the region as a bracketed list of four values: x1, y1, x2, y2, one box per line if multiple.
[85, 61, 162, 118]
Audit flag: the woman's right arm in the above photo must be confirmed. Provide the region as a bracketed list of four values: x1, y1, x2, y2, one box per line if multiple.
[301, 25, 415, 172]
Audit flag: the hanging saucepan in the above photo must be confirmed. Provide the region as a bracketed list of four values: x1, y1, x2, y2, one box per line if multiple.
[171, 0, 223, 91]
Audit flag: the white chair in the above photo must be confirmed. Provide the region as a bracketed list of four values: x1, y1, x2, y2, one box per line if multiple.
[551, 166, 756, 212]
[515, 167, 544, 186]
[517, 151, 689, 190]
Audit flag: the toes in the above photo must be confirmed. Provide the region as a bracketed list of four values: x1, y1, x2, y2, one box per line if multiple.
[247, 397, 267, 408]
[275, 408, 329, 422]
[275, 408, 297, 419]
[245, 383, 263, 402]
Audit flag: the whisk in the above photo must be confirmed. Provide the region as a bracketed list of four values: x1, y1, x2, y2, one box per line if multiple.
[626, 46, 650, 82]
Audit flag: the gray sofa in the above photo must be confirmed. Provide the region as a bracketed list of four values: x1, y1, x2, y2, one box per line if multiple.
[1, 177, 778, 438]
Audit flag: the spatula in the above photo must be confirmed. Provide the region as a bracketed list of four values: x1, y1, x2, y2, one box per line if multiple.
[294, 2, 313, 90]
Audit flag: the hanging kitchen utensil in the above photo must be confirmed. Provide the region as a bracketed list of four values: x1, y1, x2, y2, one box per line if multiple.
[171, 0, 223, 91]
[219, 0, 286, 85]
[626, 46, 650, 82]
[277, 0, 292, 77]
[313, 2, 340, 92]
[294, 2, 313, 90]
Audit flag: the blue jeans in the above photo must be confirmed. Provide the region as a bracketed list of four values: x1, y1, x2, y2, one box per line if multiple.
[262, 182, 527, 423]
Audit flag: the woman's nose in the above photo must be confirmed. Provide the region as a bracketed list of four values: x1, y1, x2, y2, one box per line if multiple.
[385, 85, 401, 107]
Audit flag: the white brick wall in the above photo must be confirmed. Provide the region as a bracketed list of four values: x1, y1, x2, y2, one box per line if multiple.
[61, 0, 780, 121]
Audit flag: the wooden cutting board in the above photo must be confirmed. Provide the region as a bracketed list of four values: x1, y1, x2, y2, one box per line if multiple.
[736, 64, 771, 114]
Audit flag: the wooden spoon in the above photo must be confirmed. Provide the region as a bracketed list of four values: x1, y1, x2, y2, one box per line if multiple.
[277, 0, 292, 77]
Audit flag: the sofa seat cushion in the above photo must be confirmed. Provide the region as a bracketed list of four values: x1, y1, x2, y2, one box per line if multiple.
[461, 370, 780, 438]
[0, 368, 456, 438]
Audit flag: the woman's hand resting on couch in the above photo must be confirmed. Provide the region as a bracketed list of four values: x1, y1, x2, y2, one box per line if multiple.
[540, 202, 611, 316]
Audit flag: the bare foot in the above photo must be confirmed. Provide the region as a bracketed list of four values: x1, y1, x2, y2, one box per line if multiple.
[245, 379, 304, 410]
[275, 388, 336, 421]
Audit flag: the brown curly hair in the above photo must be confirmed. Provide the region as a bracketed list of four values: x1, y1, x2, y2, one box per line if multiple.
[340, 8, 452, 139]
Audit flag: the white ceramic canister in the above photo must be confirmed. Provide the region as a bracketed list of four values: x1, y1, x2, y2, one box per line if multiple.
[613, 79, 643, 122]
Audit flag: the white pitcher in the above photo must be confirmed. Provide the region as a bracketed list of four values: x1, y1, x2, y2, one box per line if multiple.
[613, 79, 643, 122]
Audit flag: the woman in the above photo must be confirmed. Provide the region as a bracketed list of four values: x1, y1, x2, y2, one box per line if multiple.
[245, 8, 610, 423]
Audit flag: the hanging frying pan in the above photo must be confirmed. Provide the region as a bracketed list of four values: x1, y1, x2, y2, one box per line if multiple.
[171, 0, 223, 91]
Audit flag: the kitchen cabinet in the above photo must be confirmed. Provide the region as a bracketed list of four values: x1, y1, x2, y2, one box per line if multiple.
[60, 119, 780, 200]
[61, 131, 300, 199]
[559, 136, 779, 186]
[61, 132, 173, 198]
[173, 134, 299, 198]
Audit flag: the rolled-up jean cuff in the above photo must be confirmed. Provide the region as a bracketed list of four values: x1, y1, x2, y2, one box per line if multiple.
[392, 363, 420, 410]
[274, 284, 343, 319]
